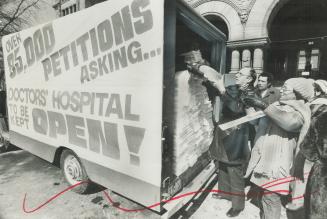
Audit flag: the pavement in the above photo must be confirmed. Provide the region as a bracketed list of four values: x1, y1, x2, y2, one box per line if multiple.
[0, 150, 299, 219]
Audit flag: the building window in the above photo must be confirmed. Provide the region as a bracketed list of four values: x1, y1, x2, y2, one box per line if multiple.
[61, 4, 77, 16]
[297, 50, 306, 70]
[311, 49, 320, 70]
[297, 49, 320, 71]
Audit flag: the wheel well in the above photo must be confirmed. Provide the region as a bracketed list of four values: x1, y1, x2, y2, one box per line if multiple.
[53, 146, 68, 168]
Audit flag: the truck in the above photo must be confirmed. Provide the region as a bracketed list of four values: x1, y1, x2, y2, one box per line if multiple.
[1, 0, 226, 217]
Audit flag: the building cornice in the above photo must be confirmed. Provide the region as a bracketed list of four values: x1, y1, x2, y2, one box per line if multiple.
[227, 37, 270, 48]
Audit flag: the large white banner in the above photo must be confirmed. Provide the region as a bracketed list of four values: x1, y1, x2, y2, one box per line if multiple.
[2, 0, 164, 187]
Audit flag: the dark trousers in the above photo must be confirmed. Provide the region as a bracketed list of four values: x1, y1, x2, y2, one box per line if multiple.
[261, 190, 282, 219]
[218, 162, 245, 210]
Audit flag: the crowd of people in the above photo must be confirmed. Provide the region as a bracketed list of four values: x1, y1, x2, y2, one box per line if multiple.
[184, 49, 327, 219]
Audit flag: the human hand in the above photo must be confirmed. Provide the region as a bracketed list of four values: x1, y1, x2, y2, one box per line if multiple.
[186, 63, 204, 77]
[243, 97, 268, 110]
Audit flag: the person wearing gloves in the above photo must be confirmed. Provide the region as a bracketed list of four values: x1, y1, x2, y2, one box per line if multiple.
[184, 49, 259, 217]
[298, 79, 327, 219]
[211, 67, 257, 217]
[244, 78, 314, 219]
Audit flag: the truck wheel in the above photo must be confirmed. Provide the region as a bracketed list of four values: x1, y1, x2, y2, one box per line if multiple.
[60, 150, 90, 194]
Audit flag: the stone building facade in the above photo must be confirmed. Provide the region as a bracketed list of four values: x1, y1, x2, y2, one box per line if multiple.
[53, 0, 327, 80]
[187, 0, 327, 80]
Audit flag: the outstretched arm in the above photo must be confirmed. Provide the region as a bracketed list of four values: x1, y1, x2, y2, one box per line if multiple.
[264, 103, 304, 132]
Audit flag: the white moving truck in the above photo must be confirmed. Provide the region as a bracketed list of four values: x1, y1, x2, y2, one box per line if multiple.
[1, 0, 226, 217]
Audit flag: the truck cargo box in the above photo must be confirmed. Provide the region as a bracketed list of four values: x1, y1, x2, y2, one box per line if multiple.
[1, 0, 226, 215]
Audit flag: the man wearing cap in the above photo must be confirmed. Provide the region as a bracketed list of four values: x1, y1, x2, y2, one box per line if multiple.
[185, 49, 258, 217]
[210, 67, 258, 217]
[244, 78, 314, 219]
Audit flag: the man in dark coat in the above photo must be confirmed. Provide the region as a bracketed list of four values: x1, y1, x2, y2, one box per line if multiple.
[256, 72, 280, 105]
[211, 67, 257, 217]
[299, 80, 327, 219]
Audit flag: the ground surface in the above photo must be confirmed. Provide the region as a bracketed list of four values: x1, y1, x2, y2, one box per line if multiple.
[0, 150, 297, 219]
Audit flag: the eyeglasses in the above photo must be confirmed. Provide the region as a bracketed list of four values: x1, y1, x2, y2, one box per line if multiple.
[280, 86, 293, 94]
[236, 72, 249, 77]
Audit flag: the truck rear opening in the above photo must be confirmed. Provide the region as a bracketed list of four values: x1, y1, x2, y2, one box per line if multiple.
[160, 0, 226, 215]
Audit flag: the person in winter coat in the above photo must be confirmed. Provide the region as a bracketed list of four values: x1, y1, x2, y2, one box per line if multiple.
[244, 78, 314, 219]
[185, 50, 258, 217]
[299, 79, 327, 219]
[255, 72, 281, 105]
[286, 81, 327, 212]
[211, 67, 258, 217]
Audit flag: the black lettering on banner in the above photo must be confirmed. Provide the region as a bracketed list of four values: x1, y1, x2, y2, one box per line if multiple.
[24, 37, 35, 67]
[59, 45, 71, 71]
[50, 51, 61, 77]
[131, 0, 153, 35]
[127, 41, 142, 64]
[97, 55, 109, 76]
[96, 93, 108, 116]
[80, 65, 90, 83]
[33, 108, 48, 135]
[124, 125, 145, 166]
[105, 94, 123, 119]
[30, 89, 144, 164]
[86, 119, 120, 159]
[42, 23, 56, 55]
[23, 23, 55, 69]
[66, 115, 87, 148]
[31, 109, 123, 160]
[113, 46, 128, 71]
[6, 53, 15, 78]
[33, 29, 45, 61]
[70, 41, 79, 67]
[97, 20, 114, 52]
[48, 111, 67, 138]
[42, 58, 52, 81]
[89, 28, 99, 57]
[89, 60, 99, 79]
[36, 0, 157, 83]
[8, 103, 29, 129]
[8, 88, 47, 106]
[5, 33, 21, 53]
[111, 6, 134, 46]
[76, 32, 90, 62]
[7, 47, 23, 78]
[102, 122, 120, 159]
[70, 91, 81, 112]
[125, 94, 139, 121]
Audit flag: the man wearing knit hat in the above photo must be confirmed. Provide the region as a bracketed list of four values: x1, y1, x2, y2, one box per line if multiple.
[244, 77, 314, 219]
[286, 79, 327, 212]
[313, 79, 327, 96]
[297, 79, 327, 218]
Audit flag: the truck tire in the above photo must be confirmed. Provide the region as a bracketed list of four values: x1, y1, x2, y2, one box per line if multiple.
[60, 149, 90, 194]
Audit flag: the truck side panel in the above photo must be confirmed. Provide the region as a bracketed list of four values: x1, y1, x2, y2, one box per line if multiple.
[2, 0, 164, 210]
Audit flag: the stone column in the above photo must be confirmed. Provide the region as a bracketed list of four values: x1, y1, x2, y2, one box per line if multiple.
[230, 50, 240, 73]
[253, 48, 264, 74]
[242, 49, 251, 68]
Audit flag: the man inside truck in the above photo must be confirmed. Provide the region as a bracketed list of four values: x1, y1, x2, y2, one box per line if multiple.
[187, 60, 257, 217]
